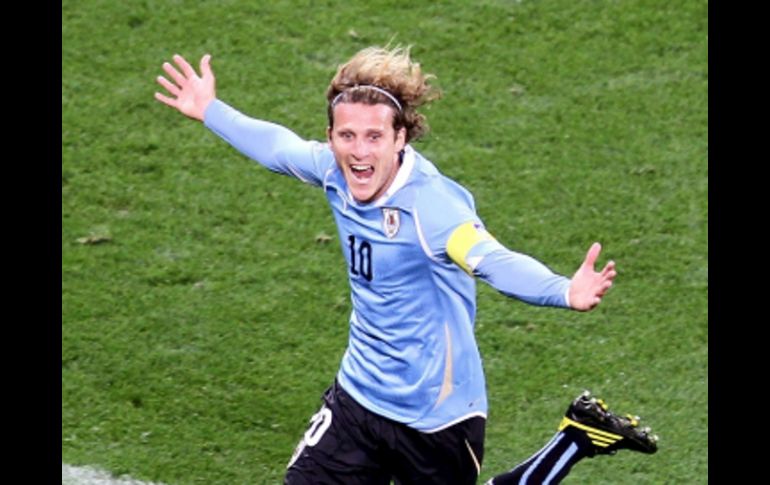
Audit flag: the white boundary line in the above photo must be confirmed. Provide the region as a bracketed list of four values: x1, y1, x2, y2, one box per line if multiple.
[62, 464, 168, 485]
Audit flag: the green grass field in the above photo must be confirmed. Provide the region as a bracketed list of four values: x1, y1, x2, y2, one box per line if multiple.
[62, 0, 707, 483]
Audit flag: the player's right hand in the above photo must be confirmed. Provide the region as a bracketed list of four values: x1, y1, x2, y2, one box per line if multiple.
[155, 54, 216, 122]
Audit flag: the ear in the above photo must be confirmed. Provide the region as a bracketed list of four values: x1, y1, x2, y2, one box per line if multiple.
[326, 126, 333, 143]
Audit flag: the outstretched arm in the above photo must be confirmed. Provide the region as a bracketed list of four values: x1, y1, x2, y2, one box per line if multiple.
[446, 222, 616, 311]
[155, 54, 216, 121]
[567, 242, 616, 311]
[153, 53, 332, 185]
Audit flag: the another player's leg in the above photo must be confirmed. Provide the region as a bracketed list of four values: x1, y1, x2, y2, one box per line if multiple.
[485, 391, 658, 485]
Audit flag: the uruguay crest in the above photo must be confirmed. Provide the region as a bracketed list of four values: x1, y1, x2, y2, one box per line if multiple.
[382, 208, 400, 239]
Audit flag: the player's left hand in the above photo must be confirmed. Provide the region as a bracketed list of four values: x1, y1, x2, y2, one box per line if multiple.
[568, 242, 616, 311]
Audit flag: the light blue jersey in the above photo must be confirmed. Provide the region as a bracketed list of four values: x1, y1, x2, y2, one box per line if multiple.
[205, 100, 571, 432]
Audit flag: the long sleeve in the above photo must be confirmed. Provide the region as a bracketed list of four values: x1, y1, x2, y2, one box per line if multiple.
[472, 246, 571, 308]
[445, 221, 571, 308]
[203, 99, 334, 186]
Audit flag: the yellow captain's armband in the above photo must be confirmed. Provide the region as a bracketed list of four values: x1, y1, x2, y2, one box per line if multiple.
[446, 222, 496, 274]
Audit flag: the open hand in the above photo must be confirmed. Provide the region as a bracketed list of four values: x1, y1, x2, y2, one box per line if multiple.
[155, 54, 216, 121]
[568, 242, 616, 311]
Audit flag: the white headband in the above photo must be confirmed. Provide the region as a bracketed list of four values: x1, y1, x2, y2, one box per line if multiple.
[331, 85, 403, 112]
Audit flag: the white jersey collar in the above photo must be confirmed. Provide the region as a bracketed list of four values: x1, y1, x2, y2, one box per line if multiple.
[342, 145, 416, 209]
[372, 145, 415, 207]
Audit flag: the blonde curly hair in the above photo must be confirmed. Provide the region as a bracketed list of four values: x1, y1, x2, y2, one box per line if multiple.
[326, 46, 441, 143]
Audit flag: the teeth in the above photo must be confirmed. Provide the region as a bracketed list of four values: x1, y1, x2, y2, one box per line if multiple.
[351, 165, 372, 172]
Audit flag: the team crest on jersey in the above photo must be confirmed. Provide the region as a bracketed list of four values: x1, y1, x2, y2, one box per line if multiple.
[382, 208, 400, 239]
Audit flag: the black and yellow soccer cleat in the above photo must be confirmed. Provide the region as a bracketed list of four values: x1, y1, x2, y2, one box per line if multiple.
[558, 390, 659, 455]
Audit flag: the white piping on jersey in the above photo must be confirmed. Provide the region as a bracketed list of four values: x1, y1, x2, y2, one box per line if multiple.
[422, 411, 487, 434]
[373, 145, 415, 207]
[324, 166, 348, 211]
[287, 164, 311, 184]
[323, 166, 334, 191]
[433, 323, 454, 409]
[412, 206, 439, 262]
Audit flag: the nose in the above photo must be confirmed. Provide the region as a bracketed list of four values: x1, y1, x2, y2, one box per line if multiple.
[351, 138, 369, 160]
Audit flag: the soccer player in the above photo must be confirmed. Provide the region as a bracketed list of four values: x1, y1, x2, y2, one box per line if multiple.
[155, 46, 658, 484]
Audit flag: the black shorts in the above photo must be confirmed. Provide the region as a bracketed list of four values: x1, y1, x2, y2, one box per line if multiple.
[285, 380, 486, 485]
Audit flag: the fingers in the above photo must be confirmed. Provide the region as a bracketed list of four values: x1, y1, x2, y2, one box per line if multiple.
[156, 75, 180, 96]
[173, 53, 197, 79]
[583, 242, 602, 269]
[596, 279, 613, 297]
[160, 54, 209, 86]
[601, 260, 616, 275]
[596, 260, 615, 298]
[200, 53, 213, 78]
[576, 296, 602, 312]
[154, 91, 176, 107]
[600, 261, 617, 284]
[162, 61, 187, 87]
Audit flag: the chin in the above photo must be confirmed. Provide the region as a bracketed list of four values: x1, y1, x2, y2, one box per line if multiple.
[347, 183, 372, 202]
[352, 192, 375, 203]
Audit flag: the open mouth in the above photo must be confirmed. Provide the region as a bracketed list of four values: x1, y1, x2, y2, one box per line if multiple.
[350, 164, 374, 181]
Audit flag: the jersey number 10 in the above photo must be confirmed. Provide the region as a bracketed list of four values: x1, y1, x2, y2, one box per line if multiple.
[348, 235, 373, 282]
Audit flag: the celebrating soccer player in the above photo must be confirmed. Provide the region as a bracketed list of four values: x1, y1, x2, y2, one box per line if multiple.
[155, 46, 658, 484]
